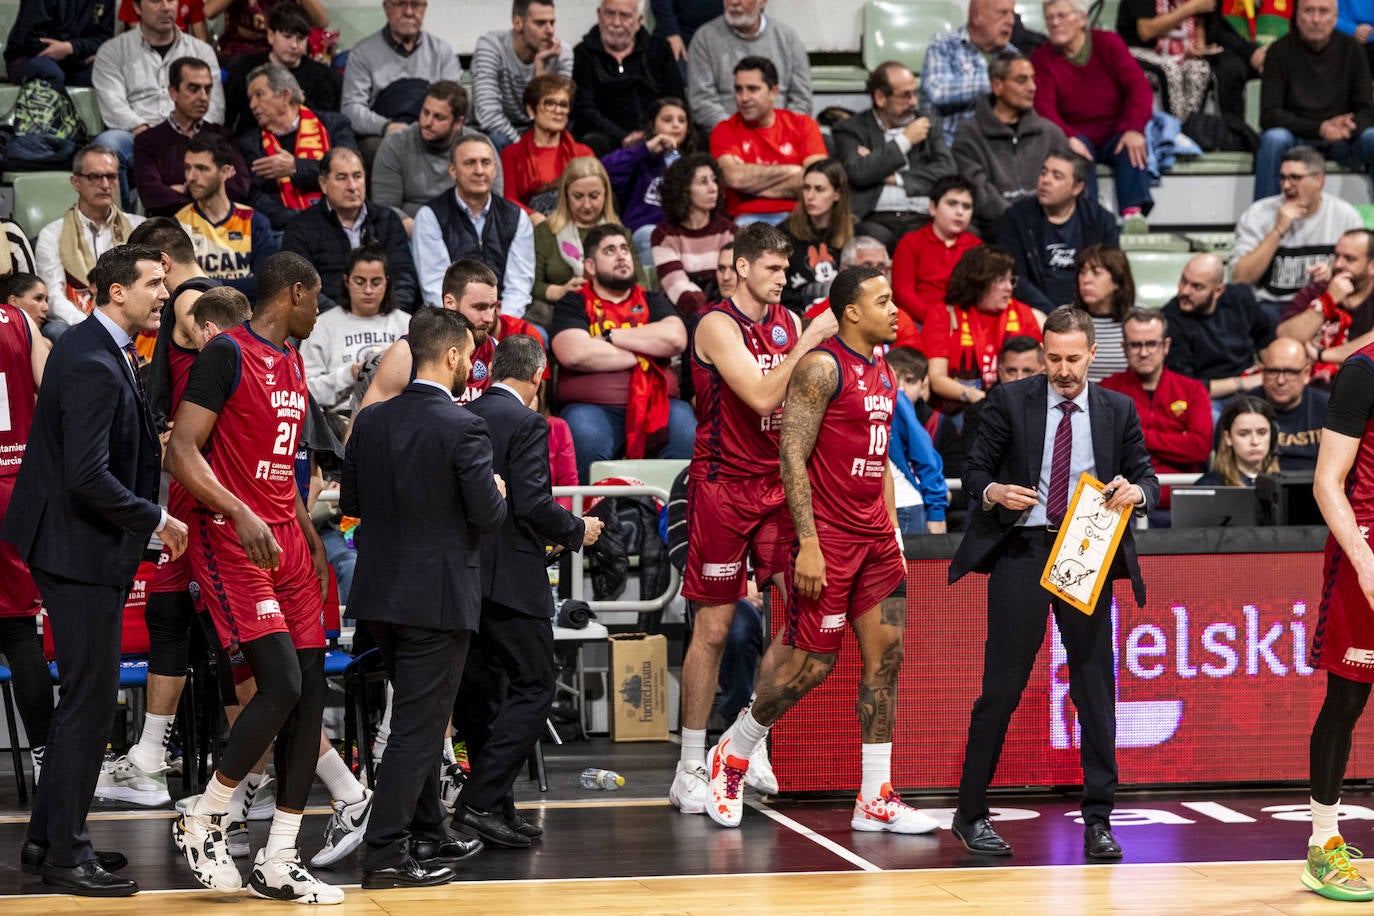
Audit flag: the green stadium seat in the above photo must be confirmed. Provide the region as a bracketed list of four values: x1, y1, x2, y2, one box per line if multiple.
[1018, 3, 1045, 34]
[1118, 232, 1190, 252]
[1128, 250, 1193, 308]
[811, 64, 870, 94]
[0, 84, 19, 123]
[68, 87, 104, 138]
[1357, 204, 1374, 231]
[11, 171, 75, 239]
[1245, 79, 1260, 132]
[589, 459, 688, 496]
[1183, 230, 1236, 252]
[0, 2, 17, 69]
[333, 5, 387, 53]
[1092, 0, 1121, 29]
[863, 0, 963, 74]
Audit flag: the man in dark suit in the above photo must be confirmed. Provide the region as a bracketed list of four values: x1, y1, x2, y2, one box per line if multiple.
[342, 308, 508, 889]
[948, 306, 1158, 862]
[458, 335, 603, 848]
[3, 244, 189, 897]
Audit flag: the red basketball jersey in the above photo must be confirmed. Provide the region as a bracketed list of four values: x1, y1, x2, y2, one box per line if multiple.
[201, 324, 307, 526]
[691, 300, 798, 481]
[806, 337, 896, 535]
[167, 343, 198, 518]
[0, 304, 35, 479]
[455, 334, 495, 406]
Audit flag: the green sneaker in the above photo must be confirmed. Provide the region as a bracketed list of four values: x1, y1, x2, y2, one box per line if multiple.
[1303, 836, 1374, 902]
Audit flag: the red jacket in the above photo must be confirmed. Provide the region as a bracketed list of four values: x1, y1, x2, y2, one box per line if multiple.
[1100, 367, 1212, 507]
[500, 130, 594, 212]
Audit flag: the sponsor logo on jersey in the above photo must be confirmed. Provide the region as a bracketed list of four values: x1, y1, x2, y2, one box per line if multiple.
[1345, 647, 1374, 667]
[265, 356, 274, 369]
[472, 359, 488, 381]
[820, 613, 845, 631]
[881, 373, 892, 390]
[771, 325, 788, 346]
[255, 599, 283, 620]
[701, 561, 743, 579]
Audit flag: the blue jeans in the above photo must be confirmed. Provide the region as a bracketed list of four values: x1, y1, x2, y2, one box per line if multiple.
[734, 211, 788, 228]
[1254, 127, 1374, 200]
[631, 223, 655, 272]
[1077, 133, 1152, 214]
[716, 598, 764, 723]
[561, 398, 696, 483]
[320, 526, 356, 607]
[896, 504, 927, 536]
[39, 317, 69, 342]
[93, 128, 136, 212]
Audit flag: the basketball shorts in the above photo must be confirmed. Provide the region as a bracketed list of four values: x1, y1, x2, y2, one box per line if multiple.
[783, 520, 906, 654]
[152, 484, 196, 593]
[1313, 527, 1374, 683]
[682, 475, 794, 605]
[0, 475, 40, 618]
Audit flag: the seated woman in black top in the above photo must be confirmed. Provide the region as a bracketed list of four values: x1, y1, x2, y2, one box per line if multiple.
[778, 159, 853, 315]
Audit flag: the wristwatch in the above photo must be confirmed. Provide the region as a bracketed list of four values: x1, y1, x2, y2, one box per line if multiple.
[601, 328, 614, 345]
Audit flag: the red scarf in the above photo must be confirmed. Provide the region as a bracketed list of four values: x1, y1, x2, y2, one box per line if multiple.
[583, 286, 669, 459]
[954, 301, 1034, 388]
[262, 106, 331, 211]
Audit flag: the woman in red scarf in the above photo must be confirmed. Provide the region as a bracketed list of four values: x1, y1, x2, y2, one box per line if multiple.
[500, 73, 593, 222]
[924, 245, 1045, 409]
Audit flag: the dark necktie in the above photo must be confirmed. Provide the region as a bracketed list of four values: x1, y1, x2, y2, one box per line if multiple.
[123, 342, 147, 404]
[1047, 401, 1078, 527]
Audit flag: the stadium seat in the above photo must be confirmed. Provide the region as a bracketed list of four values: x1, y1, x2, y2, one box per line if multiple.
[811, 63, 869, 94]
[589, 459, 689, 496]
[0, 2, 18, 67]
[1118, 232, 1190, 252]
[1127, 250, 1193, 308]
[0, 663, 27, 804]
[68, 87, 104, 138]
[1018, 2, 1045, 34]
[862, 0, 962, 74]
[333, 5, 387, 52]
[11, 171, 75, 239]
[0, 84, 18, 122]
[1358, 204, 1374, 231]
[1182, 230, 1236, 252]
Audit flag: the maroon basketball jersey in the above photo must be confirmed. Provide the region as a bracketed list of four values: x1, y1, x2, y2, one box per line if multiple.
[0, 304, 35, 479]
[1342, 344, 1374, 520]
[201, 324, 307, 526]
[806, 337, 896, 535]
[455, 334, 494, 406]
[691, 300, 798, 481]
[167, 343, 198, 518]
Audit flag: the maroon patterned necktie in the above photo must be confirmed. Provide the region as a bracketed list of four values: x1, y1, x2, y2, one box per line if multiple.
[1047, 401, 1078, 527]
[123, 342, 147, 404]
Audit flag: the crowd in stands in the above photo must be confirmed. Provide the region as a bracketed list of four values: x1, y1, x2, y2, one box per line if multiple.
[0, 0, 1369, 533]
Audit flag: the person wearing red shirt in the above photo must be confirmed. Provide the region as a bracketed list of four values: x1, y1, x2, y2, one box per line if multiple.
[709, 56, 827, 225]
[891, 175, 981, 329]
[1100, 308, 1212, 518]
[500, 74, 594, 219]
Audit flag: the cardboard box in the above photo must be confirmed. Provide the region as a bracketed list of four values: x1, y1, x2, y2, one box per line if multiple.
[608, 633, 669, 742]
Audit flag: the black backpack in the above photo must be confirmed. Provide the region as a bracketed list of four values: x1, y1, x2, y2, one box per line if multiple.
[4, 76, 88, 171]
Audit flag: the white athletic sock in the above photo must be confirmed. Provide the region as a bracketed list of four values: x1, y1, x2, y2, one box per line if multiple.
[316, 749, 365, 805]
[680, 728, 707, 768]
[861, 743, 893, 801]
[373, 687, 394, 761]
[30, 745, 43, 786]
[129, 713, 174, 772]
[728, 710, 769, 760]
[194, 773, 237, 817]
[441, 735, 456, 766]
[227, 777, 250, 822]
[264, 810, 302, 858]
[1312, 797, 1342, 847]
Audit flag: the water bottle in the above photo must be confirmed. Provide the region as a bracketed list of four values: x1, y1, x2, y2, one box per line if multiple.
[579, 767, 625, 790]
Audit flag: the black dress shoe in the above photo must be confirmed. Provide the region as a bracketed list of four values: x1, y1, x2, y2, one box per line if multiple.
[40, 862, 138, 897]
[412, 836, 483, 866]
[456, 806, 531, 848]
[361, 857, 454, 889]
[1084, 822, 1123, 860]
[21, 841, 128, 876]
[951, 814, 1012, 856]
[507, 813, 543, 839]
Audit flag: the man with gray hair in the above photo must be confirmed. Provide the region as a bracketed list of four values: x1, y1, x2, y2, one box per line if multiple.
[919, 0, 1019, 145]
[241, 62, 359, 231]
[686, 0, 812, 130]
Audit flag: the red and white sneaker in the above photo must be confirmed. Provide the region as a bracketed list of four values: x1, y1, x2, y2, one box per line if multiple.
[851, 783, 939, 834]
[705, 737, 750, 828]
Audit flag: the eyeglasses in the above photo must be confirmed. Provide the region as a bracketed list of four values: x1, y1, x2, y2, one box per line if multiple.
[348, 276, 387, 290]
[1124, 339, 1165, 352]
[76, 172, 119, 184]
[1261, 367, 1305, 379]
[539, 98, 570, 111]
[1278, 172, 1314, 184]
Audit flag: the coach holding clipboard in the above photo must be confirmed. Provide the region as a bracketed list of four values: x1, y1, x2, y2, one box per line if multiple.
[947, 306, 1158, 863]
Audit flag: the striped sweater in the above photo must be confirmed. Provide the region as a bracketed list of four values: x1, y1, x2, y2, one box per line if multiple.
[650, 215, 736, 319]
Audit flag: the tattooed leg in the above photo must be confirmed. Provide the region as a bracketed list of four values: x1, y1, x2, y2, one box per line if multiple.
[750, 636, 837, 727]
[854, 597, 905, 744]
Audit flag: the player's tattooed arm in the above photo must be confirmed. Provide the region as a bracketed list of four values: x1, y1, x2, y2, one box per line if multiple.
[780, 352, 837, 540]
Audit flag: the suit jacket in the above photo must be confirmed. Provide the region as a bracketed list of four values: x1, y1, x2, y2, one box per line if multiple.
[281, 199, 419, 312]
[1, 314, 161, 586]
[949, 376, 1159, 605]
[341, 382, 507, 631]
[467, 386, 584, 617]
[832, 107, 957, 220]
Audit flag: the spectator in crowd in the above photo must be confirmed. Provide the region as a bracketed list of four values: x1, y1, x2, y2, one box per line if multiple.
[282, 147, 416, 313]
[1101, 307, 1213, 524]
[833, 61, 957, 253]
[652, 0, 723, 64]
[1253, 336, 1328, 469]
[118, 0, 208, 41]
[923, 245, 1045, 408]
[301, 245, 411, 422]
[829, 234, 923, 348]
[531, 157, 640, 328]
[1197, 395, 1279, 485]
[412, 135, 535, 314]
[0, 224, 39, 283]
[1073, 244, 1135, 381]
[471, 0, 574, 151]
[686, 0, 811, 130]
[175, 133, 277, 298]
[240, 62, 358, 232]
[1338, 0, 1374, 71]
[886, 344, 963, 486]
[1231, 145, 1362, 314]
[1032, 0, 1155, 224]
[778, 159, 852, 315]
[604, 98, 695, 265]
[959, 333, 1045, 469]
[551, 224, 692, 482]
[954, 53, 1068, 239]
[373, 81, 504, 233]
[340, 0, 460, 162]
[881, 346, 949, 536]
[571, 0, 684, 154]
[1278, 229, 1374, 377]
[1255, 0, 1374, 200]
[5, 274, 59, 342]
[134, 57, 250, 218]
[4, 0, 112, 86]
[223, 4, 341, 136]
[500, 74, 594, 218]
[710, 56, 826, 226]
[891, 175, 981, 330]
[998, 150, 1119, 314]
[208, 0, 327, 61]
[651, 153, 736, 320]
[1162, 252, 1275, 400]
[1117, 0, 1264, 124]
[920, 0, 1020, 145]
[92, 0, 224, 209]
[35, 144, 146, 328]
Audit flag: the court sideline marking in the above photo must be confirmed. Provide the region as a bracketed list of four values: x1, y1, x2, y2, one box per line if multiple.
[746, 799, 882, 872]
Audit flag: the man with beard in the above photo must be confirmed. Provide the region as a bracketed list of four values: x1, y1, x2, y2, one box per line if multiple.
[175, 134, 277, 300]
[472, 0, 574, 150]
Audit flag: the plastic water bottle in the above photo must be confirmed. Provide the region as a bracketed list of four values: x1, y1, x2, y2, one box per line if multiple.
[579, 767, 625, 790]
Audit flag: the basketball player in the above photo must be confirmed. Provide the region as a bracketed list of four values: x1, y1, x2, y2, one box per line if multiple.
[165, 252, 342, 904]
[1303, 338, 1374, 902]
[669, 222, 837, 814]
[702, 266, 938, 835]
